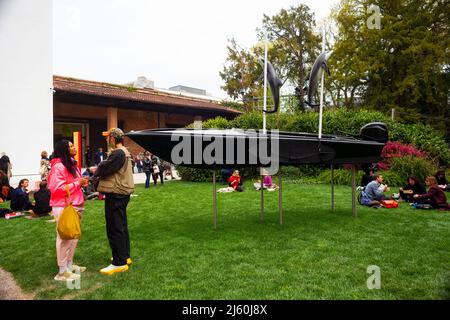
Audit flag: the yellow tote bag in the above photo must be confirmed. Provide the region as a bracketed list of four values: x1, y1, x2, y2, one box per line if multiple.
[57, 185, 81, 240]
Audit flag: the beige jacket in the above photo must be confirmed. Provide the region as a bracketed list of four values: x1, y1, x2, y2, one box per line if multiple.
[97, 146, 134, 195]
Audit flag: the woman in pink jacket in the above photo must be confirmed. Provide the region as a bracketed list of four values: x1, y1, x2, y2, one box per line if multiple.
[47, 140, 89, 281]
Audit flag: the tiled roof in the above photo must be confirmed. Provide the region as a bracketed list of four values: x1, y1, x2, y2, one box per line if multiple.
[53, 75, 240, 115]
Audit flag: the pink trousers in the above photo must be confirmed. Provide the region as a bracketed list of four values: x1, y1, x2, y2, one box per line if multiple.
[53, 206, 84, 268]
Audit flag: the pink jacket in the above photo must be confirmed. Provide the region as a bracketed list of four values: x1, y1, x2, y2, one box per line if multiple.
[47, 158, 84, 207]
[263, 175, 273, 187]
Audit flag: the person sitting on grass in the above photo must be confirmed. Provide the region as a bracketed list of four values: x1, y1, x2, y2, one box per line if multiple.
[10, 179, 34, 212]
[399, 176, 426, 202]
[0, 170, 10, 203]
[365, 174, 390, 202]
[31, 181, 52, 217]
[413, 176, 450, 210]
[254, 169, 278, 191]
[434, 169, 449, 191]
[229, 170, 243, 192]
[163, 161, 173, 180]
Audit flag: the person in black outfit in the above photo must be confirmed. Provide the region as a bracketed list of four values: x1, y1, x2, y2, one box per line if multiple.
[399, 176, 426, 202]
[151, 155, 159, 185]
[84, 146, 93, 167]
[91, 128, 134, 275]
[142, 152, 153, 189]
[10, 179, 34, 211]
[32, 181, 52, 217]
[360, 165, 375, 187]
[94, 147, 107, 165]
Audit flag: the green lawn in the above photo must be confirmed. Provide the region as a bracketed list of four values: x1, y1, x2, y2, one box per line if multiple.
[0, 180, 449, 300]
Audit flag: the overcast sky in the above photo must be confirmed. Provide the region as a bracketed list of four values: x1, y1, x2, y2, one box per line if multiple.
[54, 0, 338, 99]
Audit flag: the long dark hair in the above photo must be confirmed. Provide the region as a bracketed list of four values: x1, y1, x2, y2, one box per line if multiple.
[0, 156, 10, 172]
[51, 140, 77, 177]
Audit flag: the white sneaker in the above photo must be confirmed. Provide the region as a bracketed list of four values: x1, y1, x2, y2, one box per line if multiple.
[54, 271, 81, 281]
[100, 264, 128, 275]
[70, 265, 86, 273]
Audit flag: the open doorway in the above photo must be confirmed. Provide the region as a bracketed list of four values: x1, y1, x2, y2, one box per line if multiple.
[53, 121, 88, 167]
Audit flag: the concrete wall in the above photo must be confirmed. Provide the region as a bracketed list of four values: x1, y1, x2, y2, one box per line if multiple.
[0, 0, 53, 182]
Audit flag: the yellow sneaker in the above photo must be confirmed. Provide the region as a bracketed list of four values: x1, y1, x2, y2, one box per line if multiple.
[100, 264, 128, 275]
[110, 257, 133, 265]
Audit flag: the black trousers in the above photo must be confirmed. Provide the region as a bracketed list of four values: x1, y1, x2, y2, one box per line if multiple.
[105, 193, 131, 266]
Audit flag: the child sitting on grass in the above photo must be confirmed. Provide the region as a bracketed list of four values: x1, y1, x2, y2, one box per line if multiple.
[31, 181, 52, 217]
[254, 170, 278, 191]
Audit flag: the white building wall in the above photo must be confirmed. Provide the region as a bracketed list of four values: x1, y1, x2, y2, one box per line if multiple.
[0, 0, 53, 183]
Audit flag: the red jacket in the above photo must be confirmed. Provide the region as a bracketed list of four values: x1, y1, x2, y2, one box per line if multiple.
[228, 175, 240, 190]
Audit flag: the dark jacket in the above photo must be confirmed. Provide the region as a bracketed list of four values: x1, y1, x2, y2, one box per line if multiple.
[415, 186, 449, 209]
[94, 151, 107, 165]
[10, 187, 33, 211]
[403, 182, 426, 195]
[142, 157, 153, 173]
[435, 174, 447, 185]
[85, 149, 93, 166]
[361, 173, 374, 187]
[33, 189, 52, 214]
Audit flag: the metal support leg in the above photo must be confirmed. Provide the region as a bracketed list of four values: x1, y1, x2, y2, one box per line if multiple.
[278, 170, 283, 225]
[213, 171, 217, 229]
[260, 174, 264, 223]
[351, 165, 357, 218]
[331, 164, 335, 212]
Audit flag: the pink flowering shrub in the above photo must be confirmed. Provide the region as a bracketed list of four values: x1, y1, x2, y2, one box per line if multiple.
[377, 141, 428, 170]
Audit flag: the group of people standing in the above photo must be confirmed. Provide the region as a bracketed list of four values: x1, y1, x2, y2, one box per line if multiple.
[141, 152, 165, 188]
[1, 128, 135, 281]
[48, 128, 135, 280]
[84, 146, 107, 168]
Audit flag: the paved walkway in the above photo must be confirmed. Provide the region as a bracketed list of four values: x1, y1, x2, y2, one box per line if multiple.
[0, 268, 34, 300]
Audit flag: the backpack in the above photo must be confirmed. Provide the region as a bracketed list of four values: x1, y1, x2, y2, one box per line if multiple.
[381, 199, 398, 208]
[358, 189, 371, 205]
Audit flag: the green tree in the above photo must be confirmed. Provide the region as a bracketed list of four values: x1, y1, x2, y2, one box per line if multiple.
[331, 0, 450, 136]
[220, 4, 321, 112]
[259, 4, 321, 110]
[219, 38, 262, 112]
